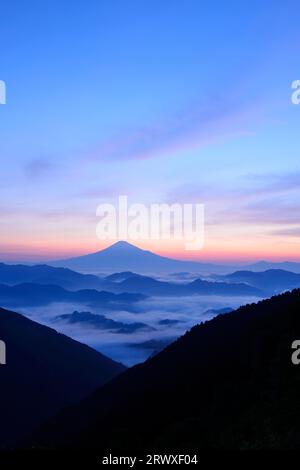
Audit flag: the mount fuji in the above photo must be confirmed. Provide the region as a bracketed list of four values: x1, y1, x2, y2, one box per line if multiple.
[49, 241, 233, 274]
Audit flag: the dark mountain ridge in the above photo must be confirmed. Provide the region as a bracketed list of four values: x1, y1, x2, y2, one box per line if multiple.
[0, 307, 125, 447]
[26, 289, 300, 450]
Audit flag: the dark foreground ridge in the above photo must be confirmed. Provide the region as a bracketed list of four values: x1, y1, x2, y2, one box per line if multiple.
[26, 289, 300, 450]
[0, 307, 125, 447]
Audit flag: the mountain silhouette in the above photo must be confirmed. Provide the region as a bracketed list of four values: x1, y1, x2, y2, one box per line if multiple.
[0, 283, 145, 310]
[244, 260, 300, 274]
[49, 241, 300, 275]
[56, 310, 155, 334]
[26, 288, 300, 450]
[102, 271, 264, 297]
[49, 240, 235, 274]
[0, 307, 125, 447]
[0, 262, 103, 290]
[220, 269, 300, 295]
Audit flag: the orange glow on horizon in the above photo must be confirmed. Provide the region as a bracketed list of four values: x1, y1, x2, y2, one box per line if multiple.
[0, 236, 300, 264]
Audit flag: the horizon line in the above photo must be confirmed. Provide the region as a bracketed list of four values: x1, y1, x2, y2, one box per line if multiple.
[1, 240, 300, 266]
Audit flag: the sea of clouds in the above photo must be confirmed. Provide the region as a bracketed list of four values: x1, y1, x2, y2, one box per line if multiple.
[19, 291, 262, 366]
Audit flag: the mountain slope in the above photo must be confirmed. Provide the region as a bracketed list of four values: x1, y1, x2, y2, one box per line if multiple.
[50, 240, 235, 274]
[0, 262, 103, 290]
[28, 289, 300, 450]
[221, 269, 300, 295]
[0, 283, 145, 309]
[103, 272, 264, 297]
[245, 260, 300, 274]
[0, 307, 125, 447]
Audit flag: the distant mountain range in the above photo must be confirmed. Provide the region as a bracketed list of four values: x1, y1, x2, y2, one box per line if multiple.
[0, 283, 145, 310]
[0, 262, 299, 303]
[244, 260, 300, 274]
[0, 307, 125, 447]
[0, 262, 102, 290]
[49, 240, 300, 274]
[103, 271, 264, 297]
[0, 262, 267, 300]
[27, 289, 300, 450]
[218, 269, 300, 295]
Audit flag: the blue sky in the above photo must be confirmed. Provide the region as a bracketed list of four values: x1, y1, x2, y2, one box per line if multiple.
[0, 0, 299, 261]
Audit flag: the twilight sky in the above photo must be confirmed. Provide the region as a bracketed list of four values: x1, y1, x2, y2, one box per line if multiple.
[0, 0, 300, 262]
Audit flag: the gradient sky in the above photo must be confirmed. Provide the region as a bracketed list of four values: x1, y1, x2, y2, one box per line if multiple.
[0, 0, 300, 262]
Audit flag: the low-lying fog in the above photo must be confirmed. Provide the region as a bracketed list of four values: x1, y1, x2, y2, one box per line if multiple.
[19, 292, 262, 366]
